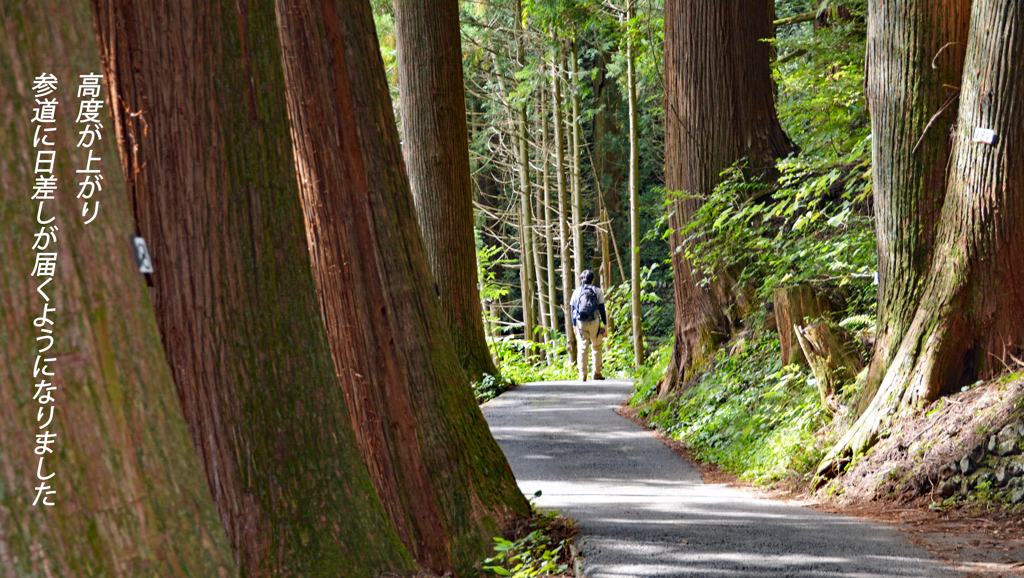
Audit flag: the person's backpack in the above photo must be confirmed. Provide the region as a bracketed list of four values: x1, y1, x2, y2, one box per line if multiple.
[577, 285, 599, 322]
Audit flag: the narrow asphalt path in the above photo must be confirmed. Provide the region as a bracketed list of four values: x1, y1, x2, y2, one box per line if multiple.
[482, 379, 960, 578]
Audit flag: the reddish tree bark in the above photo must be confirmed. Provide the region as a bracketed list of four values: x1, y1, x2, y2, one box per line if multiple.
[394, 0, 499, 380]
[0, 2, 235, 575]
[661, 0, 793, 393]
[823, 0, 1024, 470]
[92, 0, 415, 575]
[273, 0, 530, 575]
[862, 0, 972, 408]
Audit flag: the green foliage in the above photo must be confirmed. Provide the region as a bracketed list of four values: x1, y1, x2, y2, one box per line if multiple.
[774, 7, 869, 159]
[479, 242, 512, 303]
[635, 328, 832, 484]
[472, 373, 519, 404]
[629, 342, 672, 406]
[681, 150, 877, 316]
[483, 507, 574, 578]
[489, 334, 579, 385]
[483, 530, 568, 578]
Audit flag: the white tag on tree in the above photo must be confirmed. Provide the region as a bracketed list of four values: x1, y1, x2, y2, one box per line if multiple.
[972, 127, 995, 144]
[132, 236, 154, 274]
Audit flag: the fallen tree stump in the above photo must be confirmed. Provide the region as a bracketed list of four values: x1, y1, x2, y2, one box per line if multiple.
[794, 322, 864, 412]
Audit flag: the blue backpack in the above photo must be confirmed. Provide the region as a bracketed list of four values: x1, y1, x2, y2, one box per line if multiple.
[578, 285, 599, 322]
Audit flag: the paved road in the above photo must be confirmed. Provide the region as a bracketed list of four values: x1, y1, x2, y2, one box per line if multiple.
[482, 379, 960, 578]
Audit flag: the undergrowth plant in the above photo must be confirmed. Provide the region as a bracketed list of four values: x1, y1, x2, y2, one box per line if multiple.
[483, 499, 576, 578]
[635, 327, 833, 485]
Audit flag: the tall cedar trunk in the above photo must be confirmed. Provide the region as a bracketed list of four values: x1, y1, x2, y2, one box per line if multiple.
[516, 1, 537, 345]
[626, 0, 644, 368]
[592, 49, 625, 215]
[570, 39, 583, 281]
[862, 0, 972, 407]
[542, 82, 560, 333]
[0, 2, 235, 575]
[394, 0, 499, 380]
[273, 0, 532, 575]
[552, 47, 576, 357]
[822, 0, 1024, 471]
[661, 0, 793, 393]
[92, 1, 415, 575]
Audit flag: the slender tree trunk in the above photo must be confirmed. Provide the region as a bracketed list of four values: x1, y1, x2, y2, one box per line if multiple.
[626, 0, 644, 368]
[570, 38, 584, 281]
[273, 1, 531, 574]
[394, 0, 499, 380]
[536, 182, 552, 334]
[541, 83, 560, 334]
[553, 46, 576, 357]
[859, 0, 972, 407]
[661, 0, 793, 393]
[821, 0, 1024, 474]
[94, 0, 422, 575]
[515, 0, 537, 346]
[0, 2, 235, 575]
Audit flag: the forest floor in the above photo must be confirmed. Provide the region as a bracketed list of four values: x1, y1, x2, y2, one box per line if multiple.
[618, 376, 1024, 578]
[483, 379, 962, 577]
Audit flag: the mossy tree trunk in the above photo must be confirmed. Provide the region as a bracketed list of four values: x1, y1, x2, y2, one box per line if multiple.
[273, 0, 531, 575]
[661, 0, 793, 393]
[92, 0, 416, 575]
[862, 0, 972, 407]
[394, 0, 499, 381]
[0, 2, 235, 575]
[822, 0, 1024, 474]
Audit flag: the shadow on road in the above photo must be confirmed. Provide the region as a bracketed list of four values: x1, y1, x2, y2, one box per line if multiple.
[482, 380, 960, 578]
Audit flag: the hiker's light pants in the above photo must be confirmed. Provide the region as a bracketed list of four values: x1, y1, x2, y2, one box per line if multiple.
[576, 320, 604, 380]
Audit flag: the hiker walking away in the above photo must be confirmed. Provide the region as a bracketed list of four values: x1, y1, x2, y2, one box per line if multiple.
[570, 270, 607, 381]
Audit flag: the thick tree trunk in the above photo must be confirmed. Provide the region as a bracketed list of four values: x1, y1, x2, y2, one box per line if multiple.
[0, 2, 235, 575]
[93, 0, 418, 575]
[273, 0, 531, 575]
[552, 48, 577, 357]
[862, 0, 972, 408]
[626, 0, 644, 368]
[394, 0, 499, 380]
[821, 0, 1024, 474]
[662, 0, 794, 393]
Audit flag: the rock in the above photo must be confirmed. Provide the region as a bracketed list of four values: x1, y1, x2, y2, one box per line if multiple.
[999, 424, 1019, 441]
[988, 435, 1000, 454]
[996, 466, 1012, 486]
[1000, 437, 1020, 456]
[1010, 461, 1024, 477]
[960, 455, 977, 476]
[970, 442, 986, 462]
[977, 471, 997, 486]
[1012, 488, 1024, 504]
[938, 461, 959, 481]
[1018, 422, 1024, 438]
[936, 479, 959, 499]
[1008, 477, 1023, 490]
[962, 476, 975, 494]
